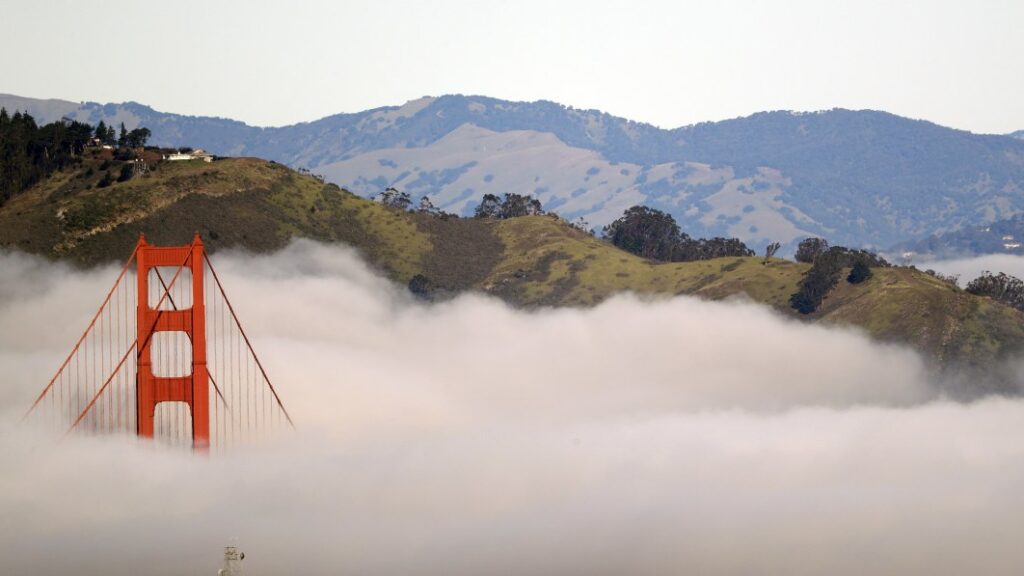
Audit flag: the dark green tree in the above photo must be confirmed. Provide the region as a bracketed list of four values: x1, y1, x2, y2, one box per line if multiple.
[603, 206, 682, 260]
[795, 237, 829, 263]
[682, 237, 755, 260]
[474, 193, 502, 218]
[125, 127, 151, 148]
[603, 205, 754, 261]
[408, 274, 433, 300]
[847, 261, 872, 283]
[499, 193, 543, 218]
[376, 187, 412, 210]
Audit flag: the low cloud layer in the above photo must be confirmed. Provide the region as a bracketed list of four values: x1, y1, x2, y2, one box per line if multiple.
[929, 253, 1024, 286]
[2, 242, 1023, 575]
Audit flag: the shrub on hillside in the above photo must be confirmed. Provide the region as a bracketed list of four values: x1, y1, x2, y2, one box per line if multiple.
[847, 261, 872, 284]
[116, 163, 134, 183]
[408, 274, 433, 301]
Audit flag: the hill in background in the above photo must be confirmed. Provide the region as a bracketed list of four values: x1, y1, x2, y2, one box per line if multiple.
[894, 214, 1024, 260]
[5, 94, 1024, 251]
[2, 150, 1023, 380]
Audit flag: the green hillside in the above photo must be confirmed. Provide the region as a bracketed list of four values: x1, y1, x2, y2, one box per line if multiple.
[3, 151, 1023, 373]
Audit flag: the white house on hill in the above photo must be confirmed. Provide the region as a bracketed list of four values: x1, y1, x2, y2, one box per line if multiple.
[163, 149, 213, 162]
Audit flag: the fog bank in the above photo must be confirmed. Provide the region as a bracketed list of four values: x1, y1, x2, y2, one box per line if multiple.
[2, 242, 1023, 575]
[929, 253, 1024, 286]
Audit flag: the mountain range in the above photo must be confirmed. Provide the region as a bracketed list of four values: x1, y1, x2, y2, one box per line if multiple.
[4, 93, 1024, 251]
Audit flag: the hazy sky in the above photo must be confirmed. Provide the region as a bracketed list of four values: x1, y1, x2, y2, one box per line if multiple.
[2, 0, 1022, 131]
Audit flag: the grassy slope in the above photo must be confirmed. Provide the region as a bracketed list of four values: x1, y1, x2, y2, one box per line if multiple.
[2, 152, 1023, 368]
[485, 216, 806, 307]
[0, 152, 431, 279]
[817, 268, 1024, 367]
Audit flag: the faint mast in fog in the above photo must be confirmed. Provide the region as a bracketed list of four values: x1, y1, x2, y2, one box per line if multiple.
[218, 545, 244, 575]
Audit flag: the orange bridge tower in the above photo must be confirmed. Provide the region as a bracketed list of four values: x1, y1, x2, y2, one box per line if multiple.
[135, 233, 210, 449]
[23, 233, 293, 452]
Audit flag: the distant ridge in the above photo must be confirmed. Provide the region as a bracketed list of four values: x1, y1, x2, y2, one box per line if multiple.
[894, 213, 1024, 259]
[5, 93, 1024, 249]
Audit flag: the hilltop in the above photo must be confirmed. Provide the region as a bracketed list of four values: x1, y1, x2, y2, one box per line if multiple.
[5, 94, 1024, 251]
[2, 151, 1023, 378]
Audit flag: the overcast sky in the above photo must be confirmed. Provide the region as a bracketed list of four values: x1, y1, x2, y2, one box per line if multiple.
[1, 0, 1021, 133]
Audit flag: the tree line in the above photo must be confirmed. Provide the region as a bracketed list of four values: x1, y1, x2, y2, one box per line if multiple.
[966, 271, 1024, 312]
[1, 109, 93, 204]
[375, 187, 753, 258]
[375, 187, 754, 260]
[0, 109, 152, 205]
[93, 120, 152, 150]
